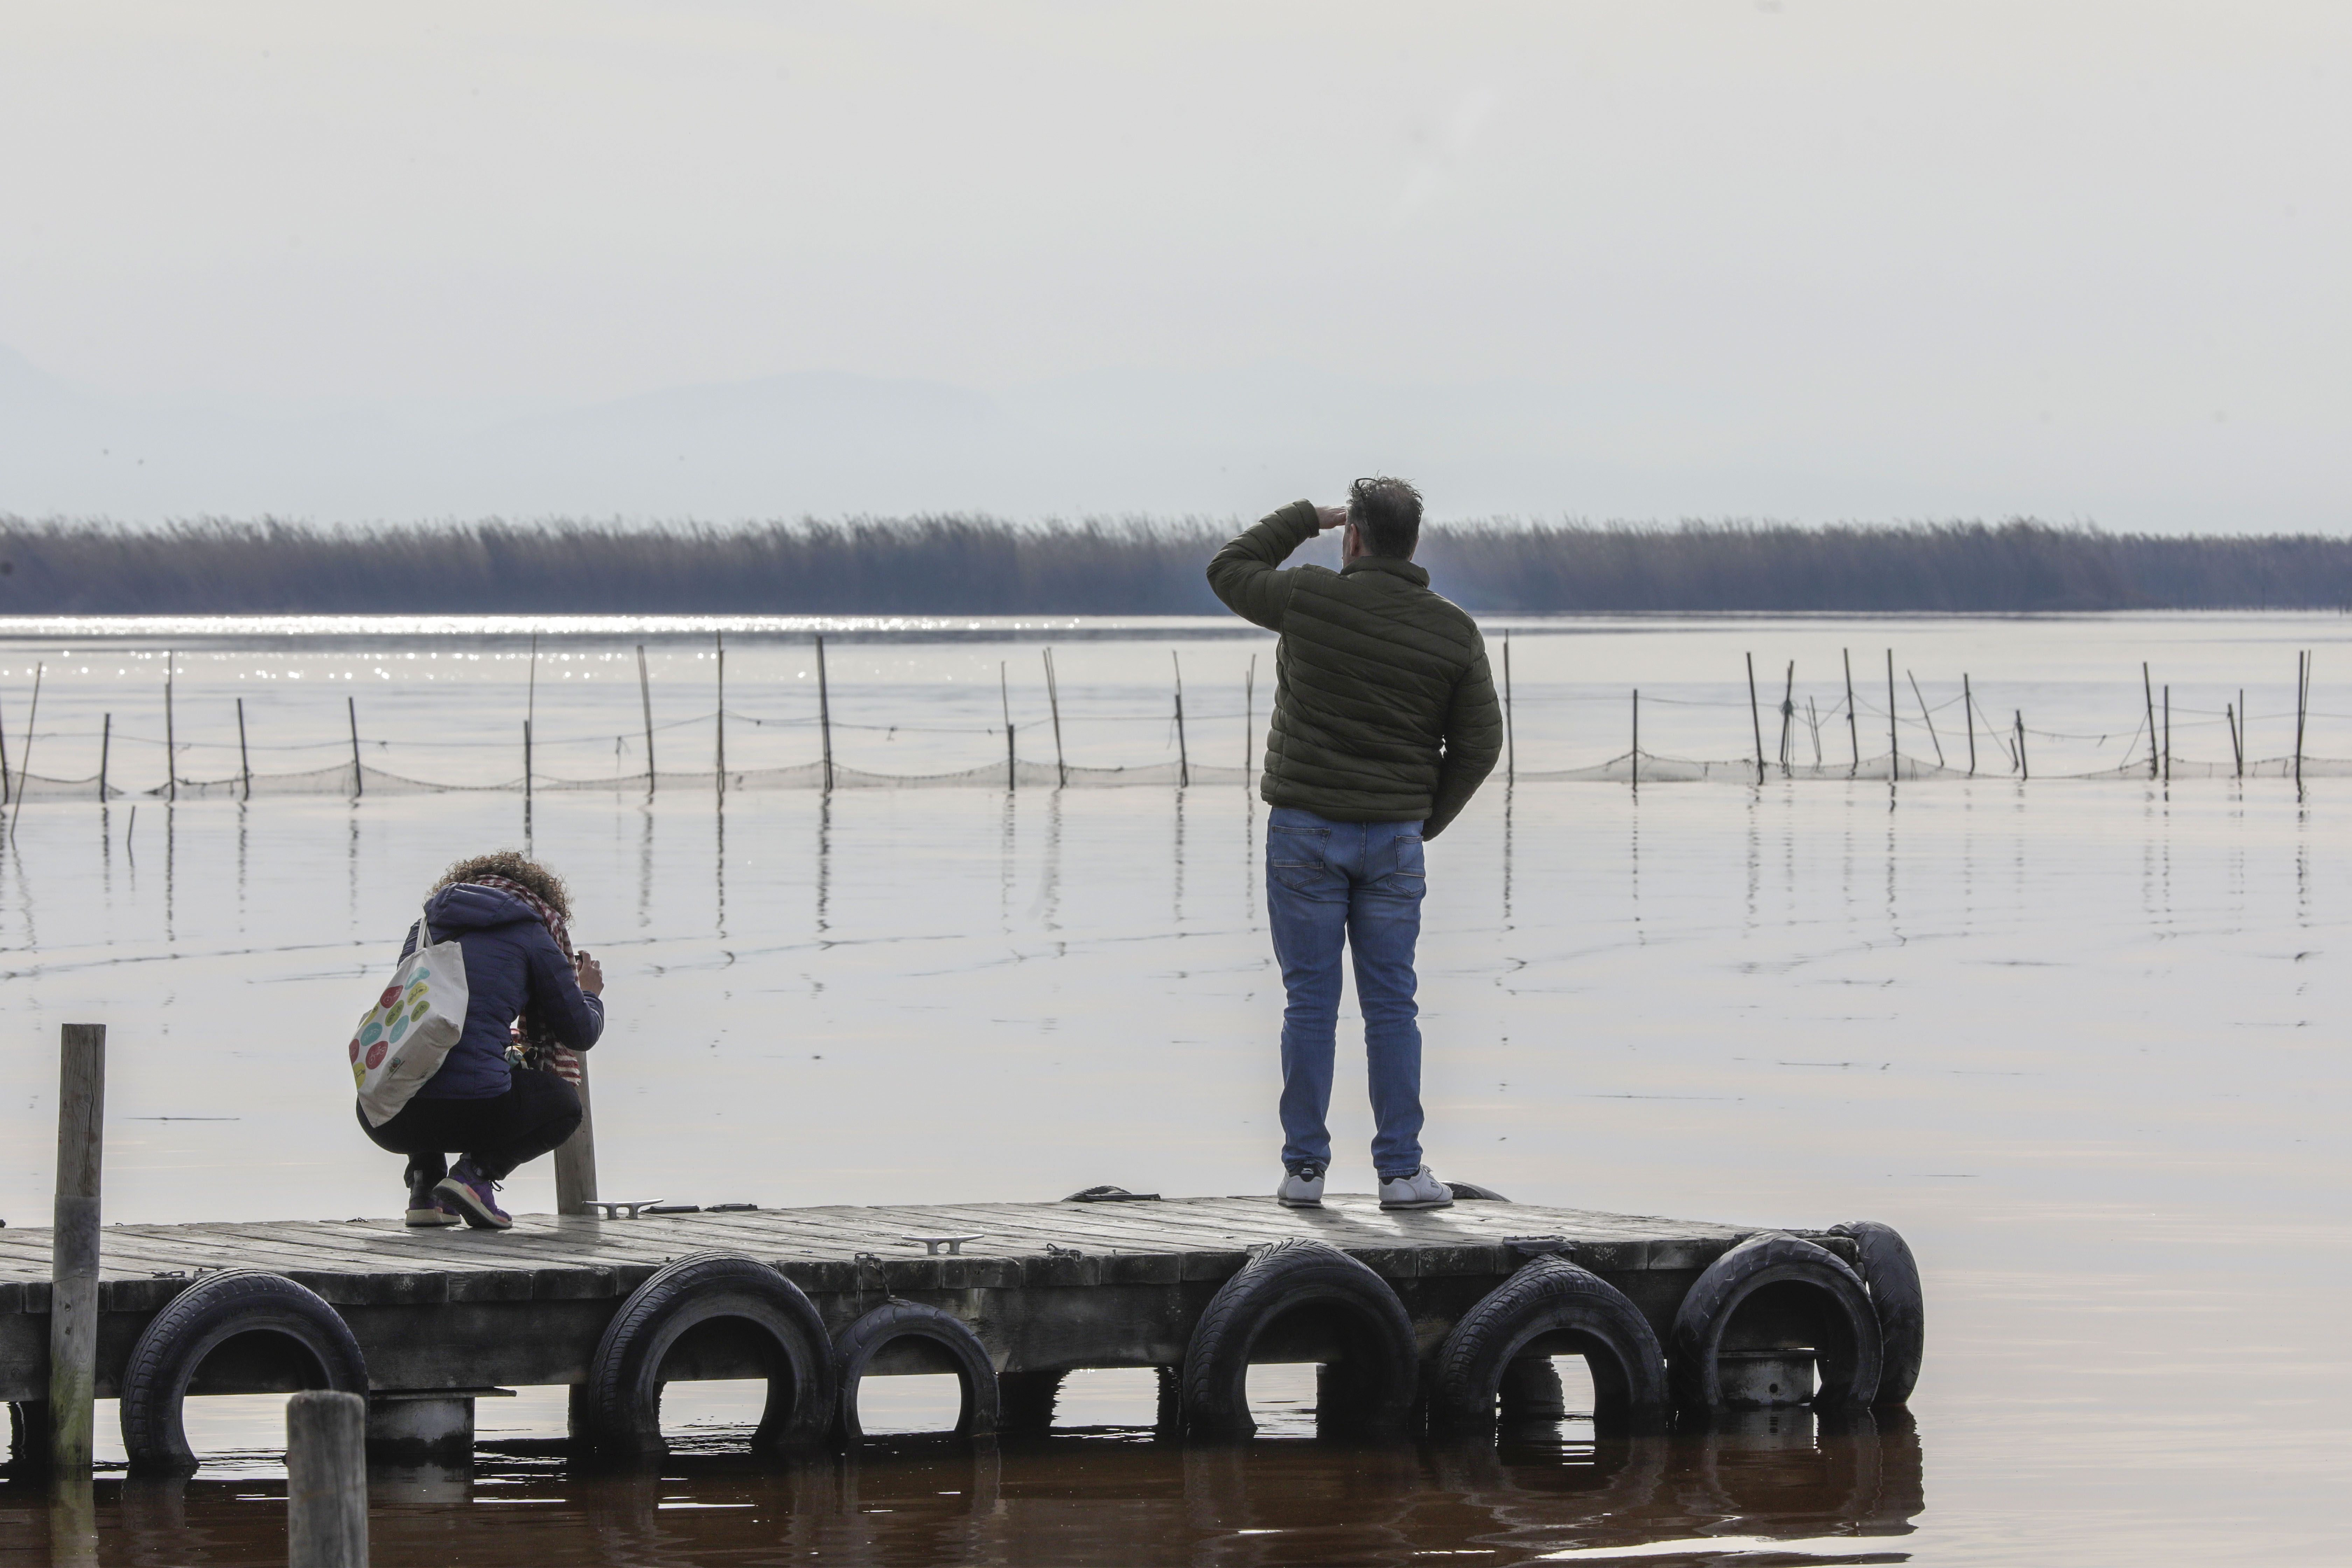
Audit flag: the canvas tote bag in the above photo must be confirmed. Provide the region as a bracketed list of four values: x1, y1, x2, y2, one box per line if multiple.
[350, 904, 471, 1127]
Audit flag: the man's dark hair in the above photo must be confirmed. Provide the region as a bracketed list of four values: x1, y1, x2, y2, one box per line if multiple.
[1347, 475, 1424, 559]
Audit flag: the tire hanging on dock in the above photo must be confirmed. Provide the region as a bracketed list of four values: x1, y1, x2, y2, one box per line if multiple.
[581, 1252, 835, 1458]
[1429, 1256, 1668, 1434]
[1178, 1238, 1419, 1441]
[1668, 1233, 1883, 1416]
[118, 1269, 368, 1477]
[831, 1300, 1001, 1442]
[1828, 1220, 1925, 1407]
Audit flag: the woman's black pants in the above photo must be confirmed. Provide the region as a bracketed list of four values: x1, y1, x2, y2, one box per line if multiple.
[358, 1069, 582, 1185]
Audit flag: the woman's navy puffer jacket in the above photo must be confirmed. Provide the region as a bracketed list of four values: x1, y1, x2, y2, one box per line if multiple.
[396, 883, 604, 1100]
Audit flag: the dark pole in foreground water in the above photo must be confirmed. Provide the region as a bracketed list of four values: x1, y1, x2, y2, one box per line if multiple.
[236, 698, 252, 801]
[164, 651, 176, 803]
[1171, 651, 1189, 788]
[635, 644, 656, 798]
[346, 697, 362, 799]
[1630, 689, 1639, 790]
[2016, 711, 2029, 779]
[1503, 631, 1515, 785]
[1745, 653, 1764, 784]
[285, 1390, 368, 1568]
[714, 631, 725, 796]
[1842, 648, 1859, 774]
[1001, 661, 1015, 792]
[2142, 662, 2159, 778]
[8, 662, 41, 841]
[49, 1023, 105, 1480]
[815, 635, 834, 792]
[1963, 675, 1976, 776]
[98, 713, 110, 802]
[2235, 688, 2245, 777]
[1886, 649, 1899, 785]
[2294, 651, 2308, 791]
[1043, 646, 1066, 788]
[1908, 670, 1944, 769]
[2163, 685, 2170, 784]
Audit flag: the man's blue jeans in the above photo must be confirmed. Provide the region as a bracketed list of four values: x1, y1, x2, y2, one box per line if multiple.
[1265, 806, 1427, 1179]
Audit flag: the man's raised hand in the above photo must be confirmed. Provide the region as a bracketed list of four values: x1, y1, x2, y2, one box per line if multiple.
[1314, 504, 1349, 532]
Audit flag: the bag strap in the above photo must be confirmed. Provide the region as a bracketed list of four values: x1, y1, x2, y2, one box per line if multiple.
[418, 902, 435, 949]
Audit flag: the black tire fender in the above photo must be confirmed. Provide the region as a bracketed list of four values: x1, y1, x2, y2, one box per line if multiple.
[582, 1252, 835, 1458]
[1670, 1234, 1883, 1414]
[1828, 1220, 1925, 1406]
[1180, 1238, 1418, 1441]
[1430, 1256, 1668, 1434]
[118, 1269, 368, 1477]
[832, 1300, 1000, 1441]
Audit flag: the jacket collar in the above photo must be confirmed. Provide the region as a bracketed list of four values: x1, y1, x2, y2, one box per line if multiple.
[1340, 555, 1430, 587]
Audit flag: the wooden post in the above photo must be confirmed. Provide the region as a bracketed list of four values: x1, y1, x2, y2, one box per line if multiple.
[2236, 688, 2245, 778]
[635, 644, 656, 797]
[714, 631, 725, 796]
[1908, 670, 1944, 768]
[1242, 654, 1255, 783]
[1963, 675, 1976, 776]
[97, 714, 110, 801]
[1001, 661, 1015, 792]
[525, 634, 537, 800]
[1842, 648, 1859, 771]
[285, 1390, 369, 1568]
[346, 697, 363, 799]
[1886, 650, 1899, 783]
[2162, 685, 2170, 784]
[1171, 651, 1189, 788]
[164, 651, 176, 803]
[815, 635, 834, 792]
[236, 698, 252, 800]
[1631, 688, 1639, 790]
[1745, 653, 1765, 785]
[2016, 711, 2029, 779]
[2295, 651, 2308, 790]
[1777, 660, 1794, 770]
[8, 661, 41, 840]
[1502, 631, 1515, 785]
[2143, 662, 2159, 778]
[48, 1023, 105, 1479]
[553, 1057, 596, 1217]
[1043, 646, 1066, 788]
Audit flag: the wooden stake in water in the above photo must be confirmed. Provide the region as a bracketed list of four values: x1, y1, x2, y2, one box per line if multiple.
[1631, 688, 1639, 790]
[285, 1389, 369, 1568]
[525, 634, 538, 800]
[2163, 685, 2171, 784]
[635, 644, 656, 798]
[48, 1023, 106, 1480]
[1043, 646, 1066, 788]
[1886, 650, 1899, 784]
[1777, 660, 1795, 771]
[1001, 660, 1015, 792]
[2143, 662, 2160, 778]
[346, 696, 363, 799]
[164, 651, 176, 803]
[236, 698, 252, 801]
[1503, 631, 1515, 785]
[1745, 652, 1765, 785]
[7, 660, 40, 840]
[1964, 674, 1976, 776]
[2016, 711, 2029, 779]
[98, 714, 111, 802]
[1908, 670, 1944, 769]
[1842, 648, 1860, 772]
[815, 635, 834, 792]
[714, 631, 725, 796]
[1171, 651, 1190, 788]
[2295, 651, 2308, 790]
[1242, 654, 1255, 782]
[2235, 688, 2246, 778]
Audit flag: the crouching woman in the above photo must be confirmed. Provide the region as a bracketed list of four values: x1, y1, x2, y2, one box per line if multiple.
[359, 850, 605, 1230]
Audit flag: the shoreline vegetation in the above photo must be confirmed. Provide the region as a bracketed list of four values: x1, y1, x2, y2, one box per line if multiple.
[2, 515, 2349, 615]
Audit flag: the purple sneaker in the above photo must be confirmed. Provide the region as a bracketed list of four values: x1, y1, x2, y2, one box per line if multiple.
[434, 1158, 512, 1231]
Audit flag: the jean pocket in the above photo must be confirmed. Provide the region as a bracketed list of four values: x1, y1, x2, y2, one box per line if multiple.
[1268, 825, 1329, 868]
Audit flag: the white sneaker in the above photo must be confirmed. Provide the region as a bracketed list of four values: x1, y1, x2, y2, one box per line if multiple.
[1276, 1165, 1326, 1209]
[1378, 1166, 1455, 1211]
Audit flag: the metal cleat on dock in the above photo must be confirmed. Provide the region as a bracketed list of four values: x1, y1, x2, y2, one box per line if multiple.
[582, 1199, 665, 1219]
[903, 1233, 985, 1255]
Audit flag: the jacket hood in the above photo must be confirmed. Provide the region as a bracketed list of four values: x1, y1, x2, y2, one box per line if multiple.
[421, 882, 545, 938]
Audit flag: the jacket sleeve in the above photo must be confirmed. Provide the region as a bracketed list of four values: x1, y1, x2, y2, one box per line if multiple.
[1423, 639, 1504, 840]
[521, 925, 606, 1050]
[1206, 501, 1322, 631]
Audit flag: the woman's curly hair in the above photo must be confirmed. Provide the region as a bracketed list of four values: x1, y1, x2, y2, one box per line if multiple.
[433, 849, 572, 920]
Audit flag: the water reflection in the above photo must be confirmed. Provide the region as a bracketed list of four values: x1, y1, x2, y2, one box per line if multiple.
[2, 1418, 1923, 1567]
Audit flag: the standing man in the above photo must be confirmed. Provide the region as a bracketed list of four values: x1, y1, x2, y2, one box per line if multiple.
[1209, 477, 1503, 1211]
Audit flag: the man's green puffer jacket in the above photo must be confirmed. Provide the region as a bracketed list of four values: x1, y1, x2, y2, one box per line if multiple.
[1208, 501, 1503, 839]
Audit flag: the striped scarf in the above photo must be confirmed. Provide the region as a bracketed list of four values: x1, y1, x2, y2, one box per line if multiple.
[472, 875, 585, 1085]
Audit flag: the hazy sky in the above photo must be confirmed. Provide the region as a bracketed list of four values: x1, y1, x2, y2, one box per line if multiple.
[2, 2, 2347, 528]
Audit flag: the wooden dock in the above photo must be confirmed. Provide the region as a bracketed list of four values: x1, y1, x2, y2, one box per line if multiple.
[0, 1192, 1921, 1471]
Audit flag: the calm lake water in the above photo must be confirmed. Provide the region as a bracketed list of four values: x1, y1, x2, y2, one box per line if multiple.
[2, 613, 2348, 1566]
